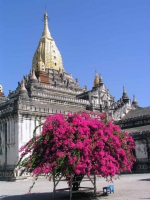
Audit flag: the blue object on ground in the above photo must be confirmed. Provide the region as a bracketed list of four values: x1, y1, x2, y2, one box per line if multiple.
[103, 185, 114, 195]
[109, 185, 114, 193]
[103, 186, 111, 195]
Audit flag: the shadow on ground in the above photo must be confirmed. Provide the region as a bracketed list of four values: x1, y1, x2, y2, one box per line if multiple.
[138, 178, 150, 181]
[0, 192, 105, 200]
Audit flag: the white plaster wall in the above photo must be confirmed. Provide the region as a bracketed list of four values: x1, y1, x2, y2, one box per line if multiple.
[22, 118, 27, 143]
[30, 117, 35, 138]
[36, 117, 42, 136]
[18, 116, 38, 157]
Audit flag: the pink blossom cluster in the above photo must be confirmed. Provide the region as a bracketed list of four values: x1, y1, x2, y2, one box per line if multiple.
[18, 111, 135, 179]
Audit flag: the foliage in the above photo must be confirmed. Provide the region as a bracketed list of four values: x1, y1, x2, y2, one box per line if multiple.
[17, 111, 135, 186]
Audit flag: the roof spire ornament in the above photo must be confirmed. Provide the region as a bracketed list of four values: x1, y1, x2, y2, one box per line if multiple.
[94, 70, 99, 87]
[123, 86, 126, 93]
[19, 78, 29, 97]
[99, 73, 103, 84]
[133, 94, 137, 102]
[42, 12, 51, 38]
[132, 94, 139, 108]
[31, 70, 37, 80]
[29, 69, 38, 84]
[122, 86, 129, 103]
[20, 78, 26, 91]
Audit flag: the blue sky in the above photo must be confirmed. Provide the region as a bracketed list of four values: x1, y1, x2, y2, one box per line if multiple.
[0, 0, 149, 107]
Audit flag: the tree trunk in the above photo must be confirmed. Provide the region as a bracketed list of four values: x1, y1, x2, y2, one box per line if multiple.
[72, 174, 84, 191]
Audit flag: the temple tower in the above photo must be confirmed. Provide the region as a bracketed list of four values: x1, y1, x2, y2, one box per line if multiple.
[32, 12, 64, 72]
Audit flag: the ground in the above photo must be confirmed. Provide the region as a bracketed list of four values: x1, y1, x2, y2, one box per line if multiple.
[0, 173, 150, 200]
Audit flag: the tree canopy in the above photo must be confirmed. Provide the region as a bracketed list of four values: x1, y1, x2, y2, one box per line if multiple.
[18, 111, 135, 184]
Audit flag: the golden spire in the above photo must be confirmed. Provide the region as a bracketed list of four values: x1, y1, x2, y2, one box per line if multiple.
[94, 71, 99, 87]
[32, 12, 64, 72]
[42, 12, 51, 38]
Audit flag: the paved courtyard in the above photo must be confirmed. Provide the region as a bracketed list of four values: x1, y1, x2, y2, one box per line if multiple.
[0, 173, 150, 200]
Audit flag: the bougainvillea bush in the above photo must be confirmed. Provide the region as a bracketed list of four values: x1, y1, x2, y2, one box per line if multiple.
[17, 111, 135, 186]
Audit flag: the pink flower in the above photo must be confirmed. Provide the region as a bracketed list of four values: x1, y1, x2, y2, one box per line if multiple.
[76, 142, 83, 149]
[70, 142, 75, 148]
[44, 140, 47, 144]
[56, 151, 64, 157]
[52, 162, 57, 167]
[33, 167, 41, 175]
[75, 169, 81, 175]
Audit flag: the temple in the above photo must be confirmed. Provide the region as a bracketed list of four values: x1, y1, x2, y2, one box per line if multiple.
[0, 12, 149, 177]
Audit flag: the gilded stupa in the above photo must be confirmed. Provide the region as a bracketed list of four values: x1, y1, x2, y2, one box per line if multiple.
[94, 71, 99, 87]
[32, 12, 64, 72]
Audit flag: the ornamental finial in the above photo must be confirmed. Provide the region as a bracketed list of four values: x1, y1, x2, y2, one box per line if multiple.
[99, 73, 103, 83]
[31, 70, 37, 80]
[94, 70, 99, 87]
[132, 94, 139, 107]
[122, 86, 129, 103]
[123, 86, 126, 93]
[42, 12, 51, 38]
[133, 94, 137, 102]
[21, 78, 26, 91]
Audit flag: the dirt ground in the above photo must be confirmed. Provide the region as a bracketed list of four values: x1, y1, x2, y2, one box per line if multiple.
[0, 173, 150, 200]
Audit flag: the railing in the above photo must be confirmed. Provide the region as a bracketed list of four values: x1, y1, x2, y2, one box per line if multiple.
[31, 91, 89, 105]
[40, 83, 83, 95]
